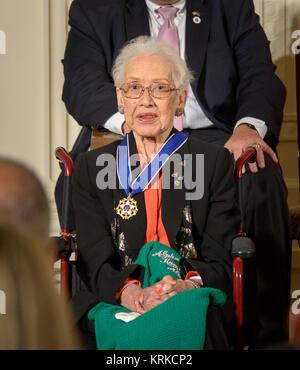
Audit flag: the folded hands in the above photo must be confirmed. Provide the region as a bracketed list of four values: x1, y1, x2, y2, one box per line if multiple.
[120, 275, 195, 313]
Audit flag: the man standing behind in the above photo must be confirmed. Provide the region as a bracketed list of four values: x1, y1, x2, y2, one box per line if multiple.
[61, 0, 291, 348]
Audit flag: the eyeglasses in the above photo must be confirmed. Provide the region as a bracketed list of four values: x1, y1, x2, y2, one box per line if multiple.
[120, 82, 179, 99]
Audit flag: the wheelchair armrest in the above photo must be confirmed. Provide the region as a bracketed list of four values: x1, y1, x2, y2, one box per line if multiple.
[231, 236, 256, 259]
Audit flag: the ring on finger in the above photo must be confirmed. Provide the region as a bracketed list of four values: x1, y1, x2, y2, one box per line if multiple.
[251, 142, 261, 149]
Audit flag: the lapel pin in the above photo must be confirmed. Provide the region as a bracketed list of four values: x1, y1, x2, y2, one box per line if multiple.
[192, 11, 201, 24]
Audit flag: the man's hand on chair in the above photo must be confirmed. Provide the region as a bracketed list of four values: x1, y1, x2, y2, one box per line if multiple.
[224, 124, 278, 173]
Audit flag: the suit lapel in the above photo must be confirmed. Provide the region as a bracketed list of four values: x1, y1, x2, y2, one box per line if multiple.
[125, 0, 210, 80]
[185, 0, 225, 128]
[161, 139, 189, 250]
[125, 0, 210, 79]
[185, 0, 210, 79]
[125, 0, 150, 41]
[113, 132, 147, 251]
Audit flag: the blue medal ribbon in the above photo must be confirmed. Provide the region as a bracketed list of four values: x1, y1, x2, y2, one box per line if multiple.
[117, 132, 189, 197]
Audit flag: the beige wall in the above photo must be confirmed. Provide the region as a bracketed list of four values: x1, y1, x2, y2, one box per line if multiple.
[0, 0, 300, 290]
[0, 0, 80, 235]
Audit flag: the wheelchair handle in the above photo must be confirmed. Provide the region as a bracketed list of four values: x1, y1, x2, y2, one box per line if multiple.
[234, 147, 257, 179]
[55, 147, 74, 231]
[234, 147, 257, 233]
[55, 147, 74, 177]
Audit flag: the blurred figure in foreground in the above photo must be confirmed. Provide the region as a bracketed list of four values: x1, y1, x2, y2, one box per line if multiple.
[0, 158, 56, 260]
[0, 223, 81, 350]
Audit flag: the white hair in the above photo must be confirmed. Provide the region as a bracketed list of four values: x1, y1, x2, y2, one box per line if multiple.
[112, 36, 194, 88]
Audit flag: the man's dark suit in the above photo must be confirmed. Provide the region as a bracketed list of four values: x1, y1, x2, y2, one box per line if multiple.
[72, 132, 240, 349]
[62, 0, 285, 147]
[59, 0, 291, 347]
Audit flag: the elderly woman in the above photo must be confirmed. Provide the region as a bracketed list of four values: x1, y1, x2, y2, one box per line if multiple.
[72, 36, 240, 350]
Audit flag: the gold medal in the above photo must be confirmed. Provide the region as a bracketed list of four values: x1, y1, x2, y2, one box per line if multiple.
[115, 194, 138, 220]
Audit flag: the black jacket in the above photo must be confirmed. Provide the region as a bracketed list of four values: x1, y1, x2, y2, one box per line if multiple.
[71, 132, 240, 320]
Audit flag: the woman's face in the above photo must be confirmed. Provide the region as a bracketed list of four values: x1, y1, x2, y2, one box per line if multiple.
[116, 54, 187, 140]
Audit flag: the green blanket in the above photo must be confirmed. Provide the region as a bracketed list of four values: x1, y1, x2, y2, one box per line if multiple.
[88, 241, 226, 350]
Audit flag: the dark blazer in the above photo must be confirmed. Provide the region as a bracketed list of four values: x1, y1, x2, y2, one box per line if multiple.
[62, 0, 285, 148]
[71, 132, 240, 320]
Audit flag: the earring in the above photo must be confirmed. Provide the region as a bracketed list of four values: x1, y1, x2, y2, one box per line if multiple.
[118, 106, 124, 114]
[175, 108, 184, 117]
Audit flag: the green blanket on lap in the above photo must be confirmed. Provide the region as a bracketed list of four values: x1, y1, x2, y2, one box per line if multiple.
[88, 241, 227, 350]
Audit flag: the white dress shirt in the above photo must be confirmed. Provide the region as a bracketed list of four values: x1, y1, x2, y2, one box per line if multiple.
[103, 0, 267, 138]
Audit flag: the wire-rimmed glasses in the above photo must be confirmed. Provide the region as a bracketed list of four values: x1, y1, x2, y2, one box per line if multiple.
[120, 82, 179, 99]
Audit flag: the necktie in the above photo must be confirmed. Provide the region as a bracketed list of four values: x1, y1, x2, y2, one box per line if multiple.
[156, 7, 182, 131]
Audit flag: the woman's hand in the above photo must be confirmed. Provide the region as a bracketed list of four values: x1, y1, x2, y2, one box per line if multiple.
[119, 283, 144, 313]
[138, 284, 171, 311]
[120, 282, 169, 313]
[155, 275, 194, 297]
[139, 276, 195, 312]
[120, 276, 195, 313]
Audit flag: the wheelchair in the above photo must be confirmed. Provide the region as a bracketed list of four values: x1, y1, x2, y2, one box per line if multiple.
[54, 130, 256, 350]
